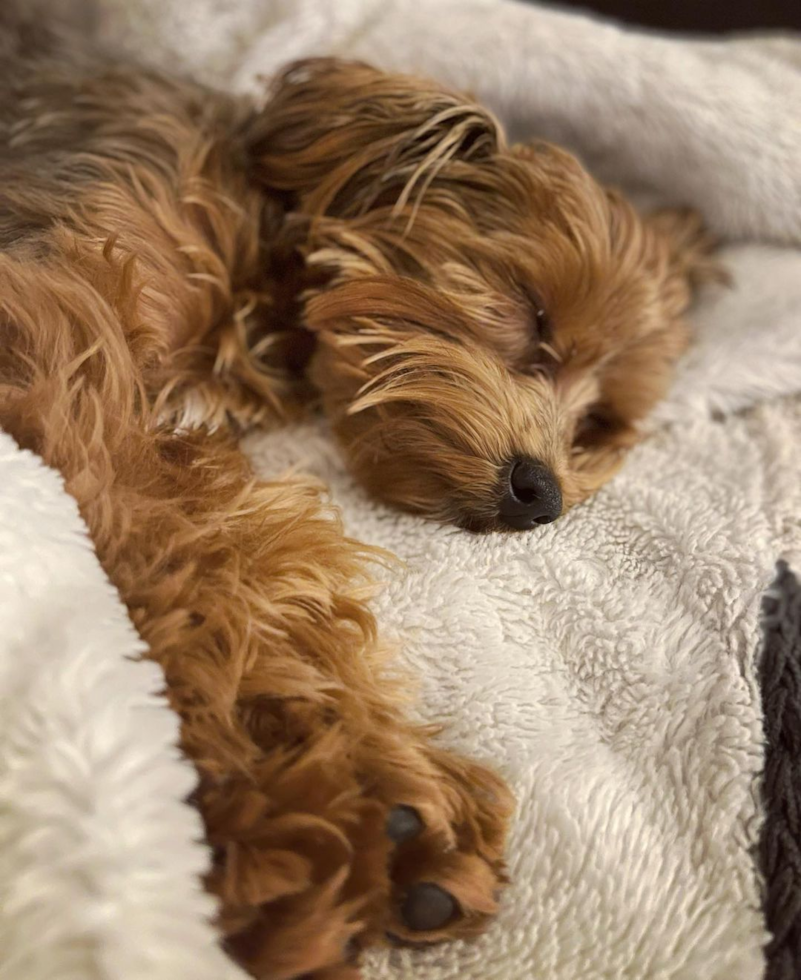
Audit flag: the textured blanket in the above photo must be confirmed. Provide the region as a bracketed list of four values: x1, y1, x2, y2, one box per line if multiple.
[2, 2, 801, 978]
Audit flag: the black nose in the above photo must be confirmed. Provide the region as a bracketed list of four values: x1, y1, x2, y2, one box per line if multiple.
[499, 458, 562, 529]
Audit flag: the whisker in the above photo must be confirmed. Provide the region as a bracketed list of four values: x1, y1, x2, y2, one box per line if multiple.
[538, 341, 563, 364]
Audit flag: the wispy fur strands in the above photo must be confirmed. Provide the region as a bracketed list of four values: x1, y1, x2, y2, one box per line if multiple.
[0, 19, 709, 980]
[249, 59, 714, 528]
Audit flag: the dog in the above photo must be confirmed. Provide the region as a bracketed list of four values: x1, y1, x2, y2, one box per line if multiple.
[0, 16, 713, 980]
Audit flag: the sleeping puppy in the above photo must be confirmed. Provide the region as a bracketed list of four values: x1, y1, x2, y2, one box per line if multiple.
[0, 17, 712, 979]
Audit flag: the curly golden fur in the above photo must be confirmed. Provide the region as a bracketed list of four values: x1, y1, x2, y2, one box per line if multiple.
[0, 17, 713, 980]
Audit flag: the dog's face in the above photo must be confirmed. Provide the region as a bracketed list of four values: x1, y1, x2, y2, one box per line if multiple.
[250, 60, 712, 530]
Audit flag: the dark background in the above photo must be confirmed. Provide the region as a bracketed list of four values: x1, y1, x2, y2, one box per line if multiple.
[528, 1, 801, 33]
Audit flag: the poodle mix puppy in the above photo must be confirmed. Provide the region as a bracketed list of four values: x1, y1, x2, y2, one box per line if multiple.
[0, 20, 711, 980]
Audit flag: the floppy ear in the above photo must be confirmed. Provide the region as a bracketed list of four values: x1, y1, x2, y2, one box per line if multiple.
[606, 191, 721, 321]
[244, 58, 502, 218]
[644, 206, 723, 292]
[568, 196, 721, 478]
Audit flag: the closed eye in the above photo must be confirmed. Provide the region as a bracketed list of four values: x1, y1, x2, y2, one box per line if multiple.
[519, 286, 557, 373]
[522, 286, 552, 343]
[533, 305, 551, 340]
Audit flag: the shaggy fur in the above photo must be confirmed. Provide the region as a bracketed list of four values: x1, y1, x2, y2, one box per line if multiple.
[0, 16, 712, 980]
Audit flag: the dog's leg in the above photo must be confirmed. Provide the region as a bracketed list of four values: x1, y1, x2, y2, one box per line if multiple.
[0, 257, 512, 979]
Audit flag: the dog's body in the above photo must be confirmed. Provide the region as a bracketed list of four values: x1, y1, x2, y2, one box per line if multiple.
[0, 18, 711, 980]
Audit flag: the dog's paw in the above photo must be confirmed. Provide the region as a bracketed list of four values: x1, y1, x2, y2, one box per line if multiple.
[360, 752, 513, 952]
[202, 726, 512, 977]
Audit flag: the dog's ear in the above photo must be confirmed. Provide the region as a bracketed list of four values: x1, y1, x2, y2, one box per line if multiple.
[606, 191, 721, 319]
[565, 195, 720, 472]
[244, 58, 502, 217]
[643, 206, 723, 291]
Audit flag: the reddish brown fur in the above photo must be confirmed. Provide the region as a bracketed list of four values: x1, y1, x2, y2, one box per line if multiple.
[249, 61, 716, 529]
[0, 20, 712, 980]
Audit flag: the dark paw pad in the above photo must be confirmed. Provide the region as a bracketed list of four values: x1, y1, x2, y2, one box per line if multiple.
[386, 805, 424, 844]
[401, 882, 457, 932]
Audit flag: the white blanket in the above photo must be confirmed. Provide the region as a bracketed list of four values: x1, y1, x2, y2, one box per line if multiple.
[3, 2, 801, 978]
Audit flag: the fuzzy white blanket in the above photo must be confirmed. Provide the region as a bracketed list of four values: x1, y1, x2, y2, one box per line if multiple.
[2, 2, 801, 978]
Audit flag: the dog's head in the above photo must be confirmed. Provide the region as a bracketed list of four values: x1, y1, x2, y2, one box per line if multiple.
[249, 60, 713, 531]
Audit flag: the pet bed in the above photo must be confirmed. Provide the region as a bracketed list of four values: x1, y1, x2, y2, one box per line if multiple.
[2, 1, 801, 978]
